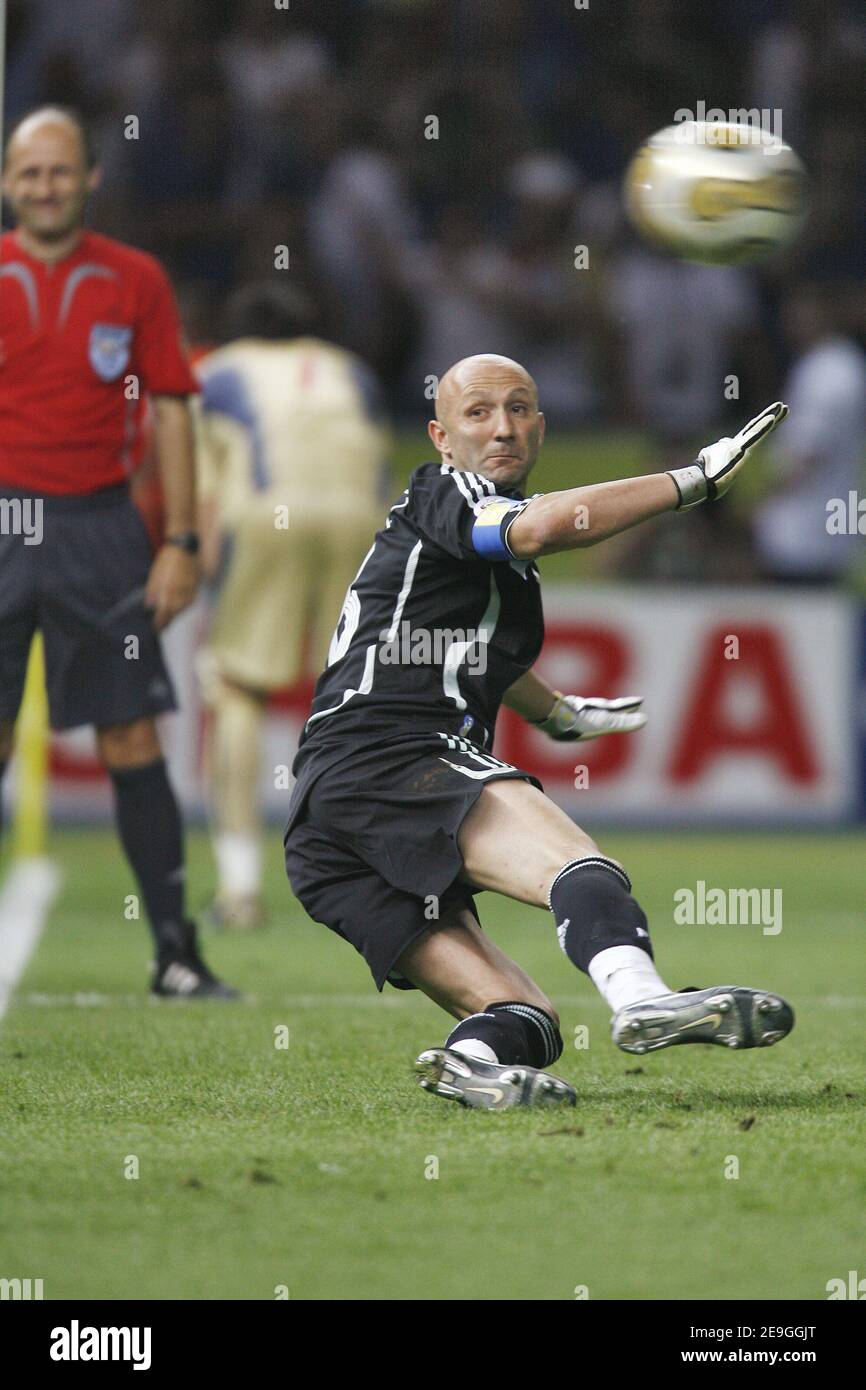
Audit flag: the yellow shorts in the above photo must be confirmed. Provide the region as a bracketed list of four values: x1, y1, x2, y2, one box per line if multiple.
[204, 506, 379, 692]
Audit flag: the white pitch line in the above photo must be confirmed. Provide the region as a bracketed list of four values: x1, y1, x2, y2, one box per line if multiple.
[0, 858, 62, 1019]
[13, 991, 865, 1011]
[17, 990, 413, 1009]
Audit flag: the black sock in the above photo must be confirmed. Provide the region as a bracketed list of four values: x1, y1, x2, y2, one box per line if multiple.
[549, 855, 653, 975]
[445, 1001, 562, 1068]
[0, 760, 6, 840]
[108, 758, 187, 954]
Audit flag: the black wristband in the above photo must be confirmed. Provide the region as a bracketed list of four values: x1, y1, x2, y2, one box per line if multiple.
[165, 531, 200, 555]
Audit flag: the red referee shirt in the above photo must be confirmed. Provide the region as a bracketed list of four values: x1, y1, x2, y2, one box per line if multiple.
[0, 229, 198, 494]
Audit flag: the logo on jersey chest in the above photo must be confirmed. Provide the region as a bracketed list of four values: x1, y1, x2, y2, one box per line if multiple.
[88, 323, 132, 381]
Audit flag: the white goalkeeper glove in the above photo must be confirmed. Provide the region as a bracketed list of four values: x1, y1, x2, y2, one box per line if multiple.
[531, 692, 647, 742]
[667, 400, 789, 510]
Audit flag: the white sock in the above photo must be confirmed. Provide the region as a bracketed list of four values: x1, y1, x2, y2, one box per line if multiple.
[449, 1039, 499, 1064]
[588, 945, 672, 1014]
[214, 832, 261, 898]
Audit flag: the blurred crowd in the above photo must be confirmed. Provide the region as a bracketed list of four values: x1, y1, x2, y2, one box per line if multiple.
[6, 0, 866, 583]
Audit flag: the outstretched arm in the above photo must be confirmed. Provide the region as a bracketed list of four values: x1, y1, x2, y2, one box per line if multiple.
[507, 402, 788, 560]
[509, 471, 678, 558]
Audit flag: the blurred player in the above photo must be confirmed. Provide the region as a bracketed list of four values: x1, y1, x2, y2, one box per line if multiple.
[752, 282, 866, 585]
[0, 106, 236, 998]
[285, 354, 794, 1110]
[196, 283, 391, 928]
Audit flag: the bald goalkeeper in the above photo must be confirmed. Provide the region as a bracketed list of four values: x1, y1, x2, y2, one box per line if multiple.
[284, 354, 793, 1110]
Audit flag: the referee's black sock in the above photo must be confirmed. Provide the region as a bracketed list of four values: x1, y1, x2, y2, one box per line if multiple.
[445, 1001, 562, 1068]
[108, 758, 187, 956]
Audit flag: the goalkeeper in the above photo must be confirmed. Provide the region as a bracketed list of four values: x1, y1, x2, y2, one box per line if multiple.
[285, 353, 792, 1110]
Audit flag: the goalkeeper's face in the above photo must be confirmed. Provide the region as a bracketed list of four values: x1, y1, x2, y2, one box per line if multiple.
[428, 355, 545, 490]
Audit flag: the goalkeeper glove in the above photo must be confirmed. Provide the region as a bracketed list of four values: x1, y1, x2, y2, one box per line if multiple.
[668, 400, 788, 510]
[531, 692, 647, 741]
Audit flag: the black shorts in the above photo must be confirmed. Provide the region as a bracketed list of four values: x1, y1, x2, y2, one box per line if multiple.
[284, 732, 542, 990]
[0, 483, 176, 731]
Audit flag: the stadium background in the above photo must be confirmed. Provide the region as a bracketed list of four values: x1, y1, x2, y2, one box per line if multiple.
[3, 0, 866, 830]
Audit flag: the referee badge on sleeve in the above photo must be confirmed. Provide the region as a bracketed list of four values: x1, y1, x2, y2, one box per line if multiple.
[89, 323, 132, 381]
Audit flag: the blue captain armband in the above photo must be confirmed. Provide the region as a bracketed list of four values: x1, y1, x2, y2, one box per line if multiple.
[470, 496, 530, 561]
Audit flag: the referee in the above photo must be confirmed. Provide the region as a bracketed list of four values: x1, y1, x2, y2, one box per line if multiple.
[0, 106, 236, 999]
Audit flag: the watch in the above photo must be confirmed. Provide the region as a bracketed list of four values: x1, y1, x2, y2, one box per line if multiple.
[165, 531, 200, 555]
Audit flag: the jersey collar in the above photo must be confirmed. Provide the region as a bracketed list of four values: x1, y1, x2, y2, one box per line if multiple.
[10, 227, 92, 270]
[438, 461, 526, 502]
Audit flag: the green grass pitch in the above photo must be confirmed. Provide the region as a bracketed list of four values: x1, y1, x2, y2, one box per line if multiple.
[0, 828, 863, 1301]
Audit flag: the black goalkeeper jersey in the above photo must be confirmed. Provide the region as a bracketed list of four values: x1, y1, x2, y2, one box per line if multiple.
[290, 460, 545, 799]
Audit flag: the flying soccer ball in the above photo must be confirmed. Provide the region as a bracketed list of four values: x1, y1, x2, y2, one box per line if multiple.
[623, 120, 807, 265]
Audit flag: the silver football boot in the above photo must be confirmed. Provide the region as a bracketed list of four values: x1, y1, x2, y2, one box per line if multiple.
[415, 1047, 577, 1110]
[612, 985, 794, 1055]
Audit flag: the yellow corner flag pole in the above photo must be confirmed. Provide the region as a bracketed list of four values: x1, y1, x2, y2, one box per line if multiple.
[12, 634, 51, 859]
[0, 636, 62, 1019]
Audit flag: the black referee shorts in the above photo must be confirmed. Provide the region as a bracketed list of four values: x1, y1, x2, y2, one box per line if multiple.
[0, 483, 176, 731]
[284, 733, 542, 990]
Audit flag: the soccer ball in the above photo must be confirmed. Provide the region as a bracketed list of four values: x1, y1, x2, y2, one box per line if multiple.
[623, 121, 807, 266]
